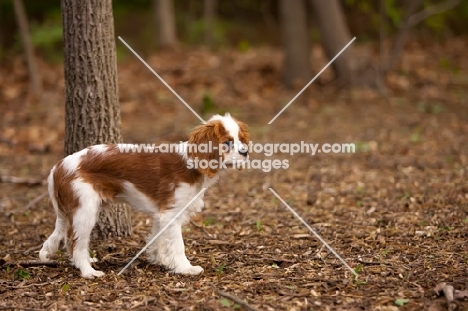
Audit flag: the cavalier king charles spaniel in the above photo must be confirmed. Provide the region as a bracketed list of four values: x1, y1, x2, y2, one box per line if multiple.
[39, 113, 250, 278]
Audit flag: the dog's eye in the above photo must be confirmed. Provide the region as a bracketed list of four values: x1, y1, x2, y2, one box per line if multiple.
[223, 140, 233, 148]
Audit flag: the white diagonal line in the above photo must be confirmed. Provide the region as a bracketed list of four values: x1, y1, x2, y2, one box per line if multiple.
[118, 188, 207, 275]
[269, 188, 357, 276]
[118, 36, 206, 124]
[268, 37, 356, 124]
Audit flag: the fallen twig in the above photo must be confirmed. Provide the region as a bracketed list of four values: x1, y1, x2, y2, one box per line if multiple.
[216, 290, 260, 311]
[14, 260, 58, 268]
[7, 191, 49, 217]
[0, 175, 45, 185]
[23, 243, 44, 256]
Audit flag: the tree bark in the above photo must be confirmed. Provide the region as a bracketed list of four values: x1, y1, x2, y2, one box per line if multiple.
[309, 0, 356, 86]
[204, 0, 217, 46]
[13, 0, 41, 96]
[155, 0, 177, 47]
[279, 0, 311, 87]
[61, 0, 132, 238]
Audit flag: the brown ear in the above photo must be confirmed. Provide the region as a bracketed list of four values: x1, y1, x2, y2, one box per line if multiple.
[236, 120, 250, 171]
[237, 120, 250, 144]
[188, 121, 223, 178]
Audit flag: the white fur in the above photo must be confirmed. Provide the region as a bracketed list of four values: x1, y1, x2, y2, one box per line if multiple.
[70, 178, 103, 278]
[146, 182, 206, 275]
[90, 144, 108, 154]
[210, 114, 248, 166]
[117, 182, 158, 215]
[61, 148, 88, 174]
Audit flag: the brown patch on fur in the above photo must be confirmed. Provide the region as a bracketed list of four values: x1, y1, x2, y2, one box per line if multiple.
[234, 119, 250, 171]
[78, 146, 202, 211]
[51, 160, 80, 255]
[236, 120, 250, 145]
[188, 120, 232, 178]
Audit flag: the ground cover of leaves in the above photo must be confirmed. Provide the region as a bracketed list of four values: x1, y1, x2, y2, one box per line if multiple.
[0, 38, 467, 310]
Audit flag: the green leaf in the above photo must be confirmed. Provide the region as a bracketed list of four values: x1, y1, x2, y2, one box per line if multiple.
[220, 298, 231, 307]
[61, 283, 70, 292]
[16, 269, 30, 280]
[201, 92, 215, 114]
[354, 264, 362, 274]
[395, 298, 409, 306]
[204, 216, 215, 226]
[256, 220, 263, 232]
[216, 263, 226, 276]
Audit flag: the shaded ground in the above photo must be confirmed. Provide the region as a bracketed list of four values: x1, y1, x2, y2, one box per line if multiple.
[1, 38, 468, 310]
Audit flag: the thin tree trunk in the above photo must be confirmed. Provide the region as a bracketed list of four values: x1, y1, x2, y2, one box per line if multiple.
[61, 0, 132, 238]
[156, 0, 177, 47]
[13, 0, 41, 96]
[386, 0, 424, 72]
[204, 0, 217, 46]
[309, 0, 356, 86]
[279, 0, 311, 87]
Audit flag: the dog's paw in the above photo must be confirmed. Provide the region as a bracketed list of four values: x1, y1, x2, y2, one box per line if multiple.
[39, 249, 50, 261]
[174, 265, 204, 276]
[88, 257, 99, 263]
[81, 269, 105, 279]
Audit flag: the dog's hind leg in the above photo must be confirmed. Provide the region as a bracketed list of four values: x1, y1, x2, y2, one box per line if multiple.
[40, 168, 67, 261]
[69, 179, 104, 278]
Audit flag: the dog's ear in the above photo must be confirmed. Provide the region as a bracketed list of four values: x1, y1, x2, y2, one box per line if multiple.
[236, 120, 250, 171]
[237, 120, 250, 145]
[188, 121, 224, 178]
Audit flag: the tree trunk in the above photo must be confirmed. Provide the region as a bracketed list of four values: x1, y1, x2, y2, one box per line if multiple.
[13, 0, 41, 96]
[204, 0, 217, 46]
[155, 0, 177, 47]
[309, 0, 356, 86]
[61, 0, 132, 238]
[279, 0, 311, 87]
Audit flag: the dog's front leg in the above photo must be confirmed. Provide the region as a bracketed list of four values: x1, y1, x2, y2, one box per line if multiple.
[148, 219, 203, 275]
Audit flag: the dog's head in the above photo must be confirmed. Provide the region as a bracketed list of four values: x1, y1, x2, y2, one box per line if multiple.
[187, 113, 250, 178]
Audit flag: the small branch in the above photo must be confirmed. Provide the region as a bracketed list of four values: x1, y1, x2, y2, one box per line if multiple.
[6, 191, 48, 217]
[216, 290, 260, 311]
[2, 260, 59, 268]
[386, 0, 462, 71]
[0, 175, 45, 185]
[386, 0, 424, 72]
[23, 191, 48, 210]
[13, 0, 42, 96]
[408, 0, 462, 27]
[23, 243, 44, 256]
[18, 260, 58, 268]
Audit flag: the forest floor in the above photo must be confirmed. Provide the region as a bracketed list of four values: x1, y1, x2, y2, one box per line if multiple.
[0, 37, 468, 310]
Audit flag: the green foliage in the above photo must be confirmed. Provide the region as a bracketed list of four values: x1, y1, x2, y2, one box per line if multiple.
[354, 264, 362, 274]
[220, 298, 231, 307]
[185, 19, 227, 46]
[28, 11, 63, 62]
[385, 0, 404, 27]
[220, 298, 240, 308]
[256, 219, 263, 231]
[216, 263, 226, 276]
[61, 283, 70, 292]
[394, 298, 409, 306]
[16, 269, 30, 280]
[236, 40, 249, 52]
[204, 216, 215, 226]
[201, 92, 215, 115]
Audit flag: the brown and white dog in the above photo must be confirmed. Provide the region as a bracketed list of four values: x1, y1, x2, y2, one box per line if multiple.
[39, 114, 249, 278]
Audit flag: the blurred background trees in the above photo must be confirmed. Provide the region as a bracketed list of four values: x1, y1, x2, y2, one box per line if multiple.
[0, 0, 466, 92]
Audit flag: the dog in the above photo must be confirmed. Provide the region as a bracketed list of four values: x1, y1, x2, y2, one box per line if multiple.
[39, 114, 250, 278]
